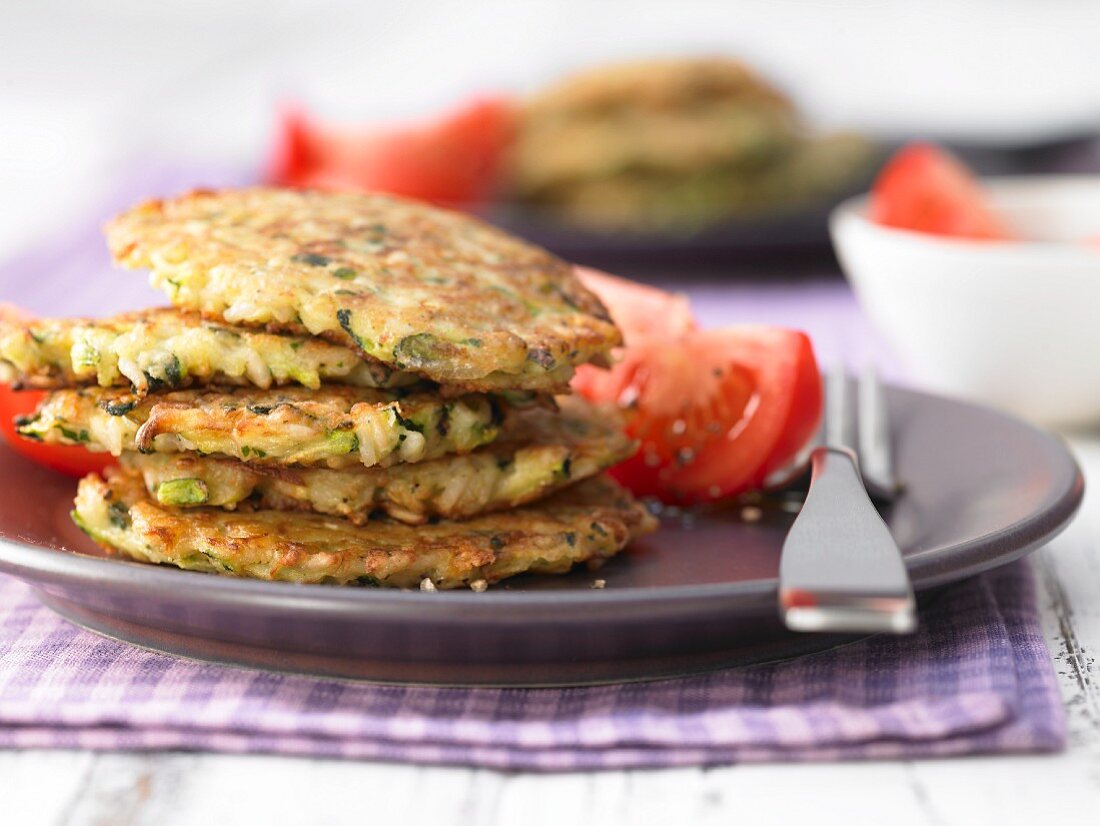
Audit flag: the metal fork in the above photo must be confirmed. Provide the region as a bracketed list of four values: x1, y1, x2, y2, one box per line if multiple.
[777, 365, 916, 635]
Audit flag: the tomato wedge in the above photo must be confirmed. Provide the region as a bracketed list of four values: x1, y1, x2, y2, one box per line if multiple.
[573, 266, 696, 344]
[575, 327, 820, 502]
[869, 143, 1013, 240]
[0, 303, 114, 477]
[571, 274, 821, 503]
[267, 97, 516, 206]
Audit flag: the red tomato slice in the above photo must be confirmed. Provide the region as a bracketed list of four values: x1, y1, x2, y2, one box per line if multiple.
[573, 266, 696, 344]
[572, 274, 821, 503]
[0, 303, 115, 477]
[267, 97, 516, 206]
[869, 143, 1014, 240]
[574, 326, 822, 503]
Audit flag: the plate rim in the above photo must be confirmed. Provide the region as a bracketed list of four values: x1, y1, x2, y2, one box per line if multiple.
[0, 382, 1084, 620]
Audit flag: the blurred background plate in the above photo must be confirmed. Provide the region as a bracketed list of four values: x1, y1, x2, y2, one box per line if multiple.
[482, 136, 1099, 267]
[481, 179, 874, 265]
[5, 1, 1100, 271]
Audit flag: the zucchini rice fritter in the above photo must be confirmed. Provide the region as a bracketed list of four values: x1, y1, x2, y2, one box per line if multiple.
[124, 397, 635, 524]
[1, 185, 654, 589]
[18, 385, 502, 469]
[0, 308, 417, 395]
[511, 57, 797, 195]
[510, 56, 873, 232]
[73, 469, 656, 589]
[106, 188, 620, 393]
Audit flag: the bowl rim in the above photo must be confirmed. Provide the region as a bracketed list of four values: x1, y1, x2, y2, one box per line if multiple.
[830, 173, 1100, 259]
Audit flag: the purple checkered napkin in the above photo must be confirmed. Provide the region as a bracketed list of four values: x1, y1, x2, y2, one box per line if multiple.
[0, 560, 1064, 770]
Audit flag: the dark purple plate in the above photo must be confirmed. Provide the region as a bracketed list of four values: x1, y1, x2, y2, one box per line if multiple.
[475, 138, 1094, 268]
[0, 383, 1082, 686]
[481, 199, 851, 264]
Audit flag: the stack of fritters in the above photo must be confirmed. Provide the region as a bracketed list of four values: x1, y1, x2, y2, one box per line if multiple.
[1, 188, 656, 589]
[510, 56, 873, 232]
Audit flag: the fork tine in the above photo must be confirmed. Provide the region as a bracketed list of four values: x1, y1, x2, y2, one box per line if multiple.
[826, 364, 854, 450]
[858, 364, 896, 496]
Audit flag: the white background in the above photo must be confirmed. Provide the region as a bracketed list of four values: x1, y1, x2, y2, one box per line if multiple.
[2, 0, 1100, 260]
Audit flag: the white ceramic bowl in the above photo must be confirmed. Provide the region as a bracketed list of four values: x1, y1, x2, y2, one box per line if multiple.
[831, 176, 1100, 426]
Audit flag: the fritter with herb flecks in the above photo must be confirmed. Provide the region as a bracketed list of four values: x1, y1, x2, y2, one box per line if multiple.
[122, 396, 635, 524]
[18, 385, 502, 469]
[107, 188, 620, 392]
[511, 56, 874, 232]
[73, 468, 656, 589]
[0, 308, 417, 395]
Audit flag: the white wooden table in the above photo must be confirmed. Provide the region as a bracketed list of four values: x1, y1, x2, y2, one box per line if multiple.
[0, 431, 1096, 826]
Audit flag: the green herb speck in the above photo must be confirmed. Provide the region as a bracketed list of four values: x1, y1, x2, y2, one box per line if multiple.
[292, 253, 331, 267]
[163, 355, 183, 386]
[108, 502, 130, 529]
[59, 426, 90, 444]
[394, 411, 425, 434]
[336, 308, 372, 351]
[102, 399, 137, 416]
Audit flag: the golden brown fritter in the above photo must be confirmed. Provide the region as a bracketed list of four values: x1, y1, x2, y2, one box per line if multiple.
[511, 56, 874, 232]
[523, 133, 875, 231]
[0, 308, 414, 394]
[73, 468, 656, 589]
[17, 385, 502, 469]
[522, 56, 794, 116]
[513, 57, 797, 193]
[123, 396, 636, 524]
[106, 188, 620, 391]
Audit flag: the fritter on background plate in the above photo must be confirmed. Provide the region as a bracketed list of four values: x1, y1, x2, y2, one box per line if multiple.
[512, 57, 796, 200]
[520, 56, 794, 116]
[73, 468, 656, 589]
[510, 56, 874, 232]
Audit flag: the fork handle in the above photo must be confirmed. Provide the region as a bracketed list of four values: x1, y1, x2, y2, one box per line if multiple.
[778, 446, 916, 634]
